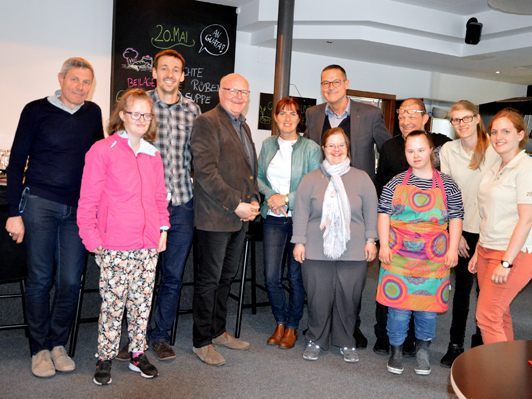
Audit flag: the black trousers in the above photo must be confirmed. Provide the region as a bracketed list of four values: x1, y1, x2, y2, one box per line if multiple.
[448, 231, 480, 346]
[192, 227, 246, 348]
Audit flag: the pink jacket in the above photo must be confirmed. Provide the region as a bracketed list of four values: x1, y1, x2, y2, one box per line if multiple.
[77, 133, 170, 252]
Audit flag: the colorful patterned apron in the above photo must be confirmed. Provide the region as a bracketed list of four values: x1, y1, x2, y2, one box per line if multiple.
[376, 168, 451, 312]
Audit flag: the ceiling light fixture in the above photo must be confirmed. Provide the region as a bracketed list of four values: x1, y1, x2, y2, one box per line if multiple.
[495, 71, 501, 74]
[488, 0, 532, 15]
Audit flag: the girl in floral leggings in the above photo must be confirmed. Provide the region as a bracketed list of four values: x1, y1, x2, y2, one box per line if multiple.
[78, 89, 169, 385]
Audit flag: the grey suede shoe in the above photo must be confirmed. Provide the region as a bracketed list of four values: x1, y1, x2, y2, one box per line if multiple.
[193, 344, 226, 366]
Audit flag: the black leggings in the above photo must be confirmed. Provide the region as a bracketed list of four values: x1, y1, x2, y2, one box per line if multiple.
[447, 231, 481, 346]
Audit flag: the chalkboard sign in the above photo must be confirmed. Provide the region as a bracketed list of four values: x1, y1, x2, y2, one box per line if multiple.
[111, 0, 237, 112]
[258, 93, 317, 132]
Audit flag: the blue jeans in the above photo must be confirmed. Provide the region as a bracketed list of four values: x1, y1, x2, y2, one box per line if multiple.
[387, 308, 437, 346]
[262, 216, 305, 329]
[149, 199, 194, 344]
[22, 193, 86, 355]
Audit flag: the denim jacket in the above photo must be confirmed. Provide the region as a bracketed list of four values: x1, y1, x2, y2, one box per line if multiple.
[257, 134, 321, 218]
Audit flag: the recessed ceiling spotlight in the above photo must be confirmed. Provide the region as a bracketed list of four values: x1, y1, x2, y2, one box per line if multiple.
[495, 70, 501, 74]
[326, 40, 333, 44]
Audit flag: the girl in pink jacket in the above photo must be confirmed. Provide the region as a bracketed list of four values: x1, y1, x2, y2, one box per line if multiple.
[78, 88, 169, 386]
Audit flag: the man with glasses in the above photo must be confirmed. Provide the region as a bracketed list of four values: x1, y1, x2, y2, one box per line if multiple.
[375, 98, 451, 193]
[190, 73, 260, 366]
[373, 97, 451, 356]
[305, 64, 391, 349]
[5, 57, 103, 378]
[135, 49, 202, 361]
[305, 64, 390, 181]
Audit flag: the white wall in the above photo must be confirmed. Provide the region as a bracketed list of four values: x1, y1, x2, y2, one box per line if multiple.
[0, 0, 526, 150]
[0, 0, 113, 149]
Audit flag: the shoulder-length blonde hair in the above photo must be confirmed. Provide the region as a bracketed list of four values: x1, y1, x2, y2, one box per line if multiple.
[448, 100, 488, 170]
[108, 88, 157, 142]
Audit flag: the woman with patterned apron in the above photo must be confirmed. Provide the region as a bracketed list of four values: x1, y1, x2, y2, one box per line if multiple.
[377, 131, 463, 376]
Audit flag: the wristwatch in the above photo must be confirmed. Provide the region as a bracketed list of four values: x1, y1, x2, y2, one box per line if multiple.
[500, 260, 513, 269]
[284, 195, 289, 205]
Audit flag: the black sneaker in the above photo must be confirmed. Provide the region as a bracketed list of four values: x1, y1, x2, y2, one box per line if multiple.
[440, 343, 464, 368]
[93, 359, 112, 386]
[414, 340, 431, 376]
[129, 353, 158, 379]
[387, 345, 404, 375]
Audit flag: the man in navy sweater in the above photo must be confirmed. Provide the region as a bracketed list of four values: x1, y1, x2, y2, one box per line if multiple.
[6, 57, 103, 378]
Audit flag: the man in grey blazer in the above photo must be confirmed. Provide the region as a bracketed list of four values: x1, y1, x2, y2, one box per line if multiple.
[191, 73, 260, 366]
[305, 64, 390, 182]
[305, 64, 391, 348]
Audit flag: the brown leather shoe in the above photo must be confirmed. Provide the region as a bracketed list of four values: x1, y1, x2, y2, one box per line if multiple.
[152, 341, 177, 361]
[279, 327, 297, 349]
[267, 324, 285, 346]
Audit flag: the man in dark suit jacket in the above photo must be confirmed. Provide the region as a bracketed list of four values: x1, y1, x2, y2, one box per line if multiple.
[305, 64, 391, 348]
[375, 98, 451, 195]
[191, 73, 260, 366]
[305, 64, 391, 181]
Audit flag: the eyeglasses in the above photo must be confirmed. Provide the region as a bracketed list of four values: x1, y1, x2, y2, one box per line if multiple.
[449, 115, 475, 125]
[324, 143, 346, 150]
[221, 87, 250, 97]
[124, 111, 154, 121]
[320, 79, 345, 89]
[397, 109, 425, 116]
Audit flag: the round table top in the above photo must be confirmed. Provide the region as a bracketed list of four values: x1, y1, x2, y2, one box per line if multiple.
[450, 340, 532, 399]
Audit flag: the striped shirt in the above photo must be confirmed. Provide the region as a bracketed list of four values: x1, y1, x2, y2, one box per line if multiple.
[378, 171, 464, 219]
[149, 90, 201, 206]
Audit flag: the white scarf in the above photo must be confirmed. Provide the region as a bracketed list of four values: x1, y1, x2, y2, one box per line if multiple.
[320, 158, 351, 259]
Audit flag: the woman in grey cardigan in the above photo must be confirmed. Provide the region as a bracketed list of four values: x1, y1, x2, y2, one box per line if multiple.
[258, 97, 321, 349]
[292, 127, 378, 363]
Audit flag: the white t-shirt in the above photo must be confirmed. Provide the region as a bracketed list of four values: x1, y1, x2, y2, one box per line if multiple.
[266, 137, 296, 217]
[440, 141, 499, 233]
[478, 150, 532, 252]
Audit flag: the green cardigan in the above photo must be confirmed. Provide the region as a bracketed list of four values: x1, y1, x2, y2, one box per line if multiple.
[257, 134, 321, 218]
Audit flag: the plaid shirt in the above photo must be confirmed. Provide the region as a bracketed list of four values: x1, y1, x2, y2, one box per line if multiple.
[149, 89, 201, 206]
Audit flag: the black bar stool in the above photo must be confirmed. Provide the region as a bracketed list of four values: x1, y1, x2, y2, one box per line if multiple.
[229, 219, 263, 338]
[68, 255, 99, 357]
